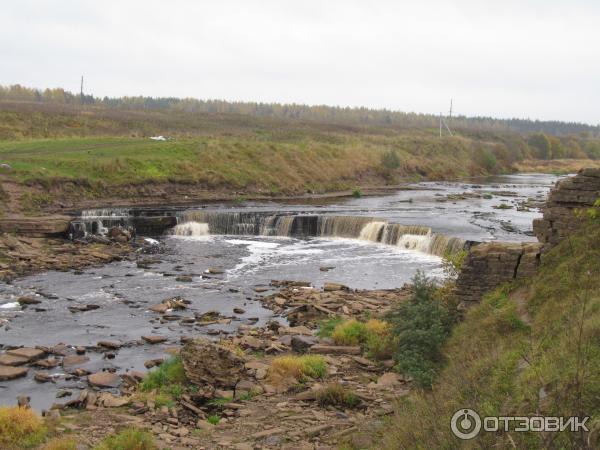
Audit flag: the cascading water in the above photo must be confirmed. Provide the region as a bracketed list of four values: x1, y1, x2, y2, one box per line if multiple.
[172, 211, 467, 256]
[172, 221, 209, 236]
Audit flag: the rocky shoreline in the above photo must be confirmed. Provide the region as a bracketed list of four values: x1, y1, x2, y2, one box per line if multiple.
[1, 272, 413, 449]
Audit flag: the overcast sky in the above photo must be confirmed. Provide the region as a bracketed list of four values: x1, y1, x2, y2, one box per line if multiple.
[2, 0, 599, 124]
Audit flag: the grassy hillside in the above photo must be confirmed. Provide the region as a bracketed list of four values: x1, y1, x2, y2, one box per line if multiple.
[357, 223, 600, 449]
[0, 130, 535, 214]
[1, 98, 599, 214]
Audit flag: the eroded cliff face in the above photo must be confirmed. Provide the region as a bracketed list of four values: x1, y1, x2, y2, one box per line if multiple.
[533, 168, 600, 246]
[454, 242, 541, 308]
[455, 168, 600, 306]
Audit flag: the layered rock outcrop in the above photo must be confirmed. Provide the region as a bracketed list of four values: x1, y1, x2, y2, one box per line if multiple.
[455, 242, 541, 308]
[455, 168, 600, 306]
[533, 168, 600, 246]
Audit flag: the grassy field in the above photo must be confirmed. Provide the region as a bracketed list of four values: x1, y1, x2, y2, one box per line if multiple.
[0, 100, 598, 214]
[0, 131, 525, 214]
[349, 223, 600, 449]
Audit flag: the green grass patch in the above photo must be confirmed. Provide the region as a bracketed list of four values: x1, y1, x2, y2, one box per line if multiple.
[316, 316, 345, 338]
[316, 383, 361, 408]
[269, 355, 328, 383]
[206, 415, 220, 425]
[94, 428, 156, 450]
[139, 356, 186, 392]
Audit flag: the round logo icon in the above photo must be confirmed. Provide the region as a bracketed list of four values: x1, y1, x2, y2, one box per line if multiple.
[451, 408, 482, 440]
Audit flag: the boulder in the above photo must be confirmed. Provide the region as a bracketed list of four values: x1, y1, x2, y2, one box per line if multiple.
[181, 338, 246, 388]
[291, 335, 319, 353]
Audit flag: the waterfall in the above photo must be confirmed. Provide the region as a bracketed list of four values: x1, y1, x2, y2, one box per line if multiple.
[171, 210, 467, 256]
[358, 221, 387, 242]
[172, 221, 209, 236]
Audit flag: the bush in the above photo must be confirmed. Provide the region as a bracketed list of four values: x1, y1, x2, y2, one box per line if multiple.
[316, 383, 361, 408]
[386, 271, 456, 388]
[331, 319, 367, 346]
[381, 149, 401, 169]
[269, 355, 327, 382]
[352, 188, 363, 198]
[0, 406, 47, 449]
[94, 428, 156, 450]
[316, 316, 345, 338]
[139, 356, 186, 392]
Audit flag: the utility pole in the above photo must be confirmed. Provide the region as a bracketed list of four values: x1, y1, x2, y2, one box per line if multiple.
[439, 99, 454, 137]
[80, 76, 84, 105]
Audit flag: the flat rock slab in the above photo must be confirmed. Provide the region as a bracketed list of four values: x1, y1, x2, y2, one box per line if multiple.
[62, 355, 90, 368]
[88, 371, 121, 388]
[0, 365, 28, 381]
[142, 335, 167, 344]
[7, 347, 46, 362]
[0, 353, 30, 366]
[309, 344, 362, 355]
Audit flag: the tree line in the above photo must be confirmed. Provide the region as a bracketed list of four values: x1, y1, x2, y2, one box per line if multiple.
[1, 83, 599, 144]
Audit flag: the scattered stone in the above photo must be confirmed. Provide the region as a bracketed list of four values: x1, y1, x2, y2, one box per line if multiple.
[97, 340, 122, 350]
[144, 358, 164, 369]
[149, 303, 169, 314]
[99, 392, 131, 407]
[34, 372, 52, 383]
[181, 338, 246, 388]
[76, 346, 86, 355]
[68, 304, 100, 313]
[175, 275, 193, 282]
[376, 372, 401, 387]
[88, 371, 121, 388]
[62, 355, 90, 368]
[142, 335, 167, 344]
[56, 390, 72, 398]
[17, 296, 42, 305]
[323, 282, 348, 292]
[207, 268, 224, 274]
[291, 335, 319, 353]
[233, 307, 246, 314]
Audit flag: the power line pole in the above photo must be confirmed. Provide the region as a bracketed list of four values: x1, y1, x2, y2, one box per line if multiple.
[80, 76, 84, 104]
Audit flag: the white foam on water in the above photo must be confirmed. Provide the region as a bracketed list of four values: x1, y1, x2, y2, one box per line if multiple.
[0, 302, 19, 309]
[224, 238, 281, 276]
[172, 221, 210, 237]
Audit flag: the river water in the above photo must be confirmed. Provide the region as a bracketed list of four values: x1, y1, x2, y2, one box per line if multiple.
[0, 173, 561, 409]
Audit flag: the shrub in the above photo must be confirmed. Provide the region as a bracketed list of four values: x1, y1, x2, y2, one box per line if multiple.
[139, 356, 186, 392]
[206, 415, 220, 425]
[316, 383, 361, 408]
[94, 428, 156, 450]
[381, 149, 401, 169]
[269, 355, 327, 382]
[42, 438, 78, 450]
[316, 316, 345, 338]
[386, 271, 456, 388]
[331, 319, 367, 346]
[0, 406, 47, 449]
[352, 188, 363, 198]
